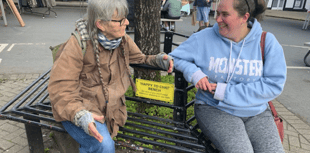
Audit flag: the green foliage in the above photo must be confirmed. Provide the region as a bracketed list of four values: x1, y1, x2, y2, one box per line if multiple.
[44, 148, 50, 153]
[48, 132, 54, 138]
[160, 74, 174, 83]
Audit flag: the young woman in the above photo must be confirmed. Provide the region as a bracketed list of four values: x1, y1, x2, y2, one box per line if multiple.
[48, 0, 173, 152]
[169, 0, 286, 152]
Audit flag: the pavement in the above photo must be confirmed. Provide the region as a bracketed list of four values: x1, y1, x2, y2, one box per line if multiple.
[1, 3, 310, 153]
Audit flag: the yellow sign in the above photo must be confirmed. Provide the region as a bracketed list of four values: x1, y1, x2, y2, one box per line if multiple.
[136, 79, 174, 103]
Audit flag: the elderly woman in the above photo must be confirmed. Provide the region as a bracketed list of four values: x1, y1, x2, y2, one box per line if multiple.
[48, 0, 173, 152]
[169, 0, 286, 152]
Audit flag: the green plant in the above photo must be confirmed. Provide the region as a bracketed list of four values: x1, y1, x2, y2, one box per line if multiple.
[44, 147, 50, 153]
[49, 132, 54, 138]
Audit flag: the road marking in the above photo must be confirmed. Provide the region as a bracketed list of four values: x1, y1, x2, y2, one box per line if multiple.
[18, 43, 34, 45]
[6, 43, 46, 52]
[0, 44, 8, 53]
[282, 44, 309, 49]
[0, 59, 2, 64]
[7, 44, 15, 52]
[287, 66, 310, 69]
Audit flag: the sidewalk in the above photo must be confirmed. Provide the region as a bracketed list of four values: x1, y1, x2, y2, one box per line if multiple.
[265, 9, 309, 21]
[1, 6, 310, 153]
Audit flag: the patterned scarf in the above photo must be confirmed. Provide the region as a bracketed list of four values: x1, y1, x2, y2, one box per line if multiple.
[98, 31, 122, 50]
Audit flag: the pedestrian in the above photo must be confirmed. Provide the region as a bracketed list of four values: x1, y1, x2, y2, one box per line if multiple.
[48, 0, 174, 152]
[169, 0, 286, 152]
[193, 0, 212, 29]
[161, 0, 182, 31]
[181, 0, 190, 17]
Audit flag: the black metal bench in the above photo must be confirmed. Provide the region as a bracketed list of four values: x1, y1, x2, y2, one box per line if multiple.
[0, 32, 218, 153]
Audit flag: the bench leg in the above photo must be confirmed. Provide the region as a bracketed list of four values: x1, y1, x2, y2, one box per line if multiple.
[23, 116, 45, 153]
[304, 50, 310, 67]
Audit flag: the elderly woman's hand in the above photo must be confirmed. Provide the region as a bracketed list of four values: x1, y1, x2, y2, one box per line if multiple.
[196, 77, 217, 94]
[163, 55, 174, 73]
[88, 114, 105, 142]
[155, 53, 174, 73]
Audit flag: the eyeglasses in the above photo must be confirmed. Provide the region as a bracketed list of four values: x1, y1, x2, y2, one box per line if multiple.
[111, 18, 127, 26]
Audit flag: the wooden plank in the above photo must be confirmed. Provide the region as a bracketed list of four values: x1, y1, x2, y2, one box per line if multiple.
[6, 0, 25, 27]
[160, 18, 183, 22]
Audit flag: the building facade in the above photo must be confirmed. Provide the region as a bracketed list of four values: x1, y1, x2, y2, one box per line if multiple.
[267, 0, 310, 11]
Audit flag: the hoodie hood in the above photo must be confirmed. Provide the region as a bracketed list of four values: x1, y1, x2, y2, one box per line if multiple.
[213, 18, 263, 46]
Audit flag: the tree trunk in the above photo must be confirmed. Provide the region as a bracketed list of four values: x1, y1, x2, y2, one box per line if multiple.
[134, 0, 161, 55]
[133, 0, 162, 113]
[133, 0, 161, 82]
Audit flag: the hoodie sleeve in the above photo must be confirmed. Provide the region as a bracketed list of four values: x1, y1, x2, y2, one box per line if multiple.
[169, 34, 207, 85]
[215, 33, 287, 107]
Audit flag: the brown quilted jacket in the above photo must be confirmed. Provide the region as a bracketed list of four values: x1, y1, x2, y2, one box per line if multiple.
[48, 34, 157, 138]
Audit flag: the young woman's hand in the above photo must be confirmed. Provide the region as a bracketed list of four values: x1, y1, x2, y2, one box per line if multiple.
[196, 77, 217, 94]
[88, 114, 105, 142]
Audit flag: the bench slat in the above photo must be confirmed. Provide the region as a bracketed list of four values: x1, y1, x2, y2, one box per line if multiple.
[11, 110, 56, 123]
[124, 122, 198, 141]
[24, 106, 53, 116]
[126, 96, 184, 110]
[117, 133, 204, 153]
[120, 127, 205, 149]
[127, 117, 190, 133]
[128, 112, 183, 126]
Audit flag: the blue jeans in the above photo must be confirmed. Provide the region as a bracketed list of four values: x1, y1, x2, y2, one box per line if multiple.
[196, 7, 210, 23]
[62, 121, 115, 153]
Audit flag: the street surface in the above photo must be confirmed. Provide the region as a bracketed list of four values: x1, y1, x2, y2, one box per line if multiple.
[1, 7, 310, 125]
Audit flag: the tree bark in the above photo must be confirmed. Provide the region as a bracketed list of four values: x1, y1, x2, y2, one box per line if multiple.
[133, 0, 162, 82]
[134, 0, 161, 55]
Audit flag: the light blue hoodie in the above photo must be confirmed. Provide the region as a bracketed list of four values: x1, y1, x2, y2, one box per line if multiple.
[169, 19, 286, 117]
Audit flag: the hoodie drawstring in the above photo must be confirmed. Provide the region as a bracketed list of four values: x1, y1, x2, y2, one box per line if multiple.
[226, 39, 246, 83]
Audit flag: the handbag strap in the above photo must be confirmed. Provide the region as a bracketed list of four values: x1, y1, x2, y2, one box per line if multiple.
[268, 101, 279, 117]
[260, 31, 267, 63]
[260, 31, 279, 118]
